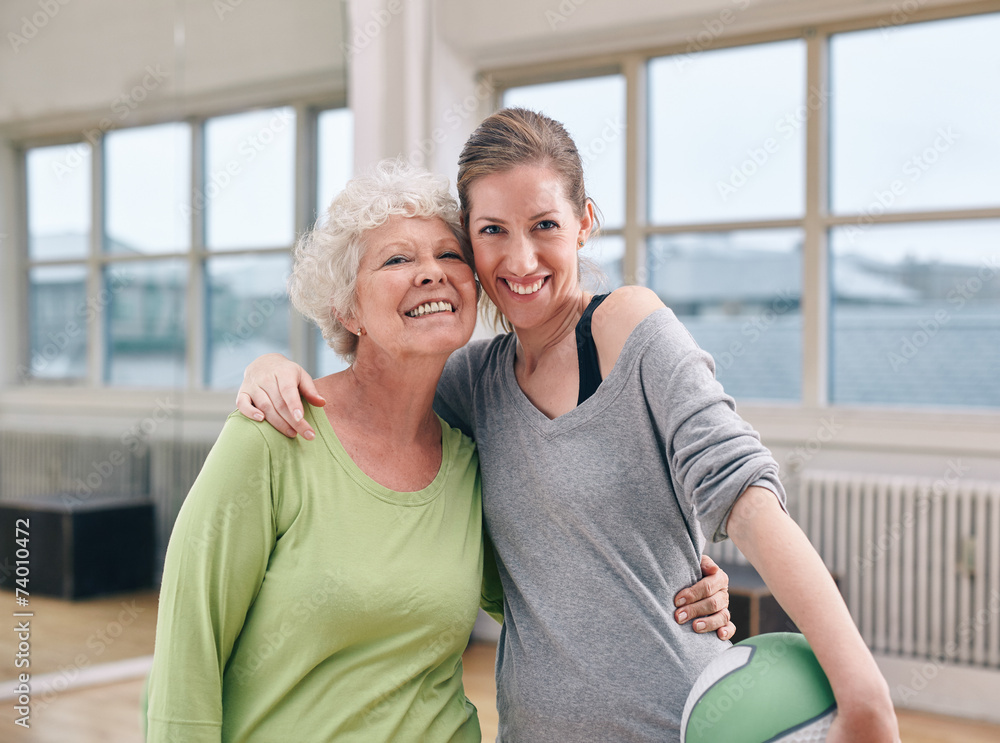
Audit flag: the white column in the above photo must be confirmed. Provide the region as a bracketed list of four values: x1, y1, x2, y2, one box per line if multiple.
[345, 0, 488, 182]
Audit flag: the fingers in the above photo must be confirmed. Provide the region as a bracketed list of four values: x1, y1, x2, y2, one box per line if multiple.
[235, 390, 266, 422]
[674, 590, 730, 627]
[700, 554, 720, 575]
[300, 372, 327, 408]
[236, 354, 318, 440]
[675, 555, 733, 636]
[237, 384, 304, 439]
[674, 555, 729, 608]
[267, 374, 315, 440]
[716, 619, 736, 641]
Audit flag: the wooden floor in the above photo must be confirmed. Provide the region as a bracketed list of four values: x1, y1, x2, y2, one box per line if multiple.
[2, 590, 999, 742]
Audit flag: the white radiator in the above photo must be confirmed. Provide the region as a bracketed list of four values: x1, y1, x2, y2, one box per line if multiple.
[800, 471, 1000, 670]
[0, 431, 215, 576]
[0, 430, 149, 501]
[708, 471, 1000, 670]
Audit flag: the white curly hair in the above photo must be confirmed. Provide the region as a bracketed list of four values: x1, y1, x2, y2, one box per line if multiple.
[288, 158, 473, 363]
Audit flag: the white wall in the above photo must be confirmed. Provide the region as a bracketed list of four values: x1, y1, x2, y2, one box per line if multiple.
[0, 0, 347, 138]
[438, 0, 977, 66]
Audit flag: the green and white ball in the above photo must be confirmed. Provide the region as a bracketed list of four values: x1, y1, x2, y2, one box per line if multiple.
[681, 632, 837, 743]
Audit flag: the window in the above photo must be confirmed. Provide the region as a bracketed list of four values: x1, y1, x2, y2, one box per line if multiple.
[647, 40, 806, 402]
[494, 10, 1000, 410]
[21, 104, 353, 389]
[648, 41, 806, 224]
[828, 14, 1000, 408]
[203, 107, 296, 388]
[315, 107, 355, 377]
[25, 144, 91, 381]
[647, 230, 803, 401]
[204, 108, 295, 251]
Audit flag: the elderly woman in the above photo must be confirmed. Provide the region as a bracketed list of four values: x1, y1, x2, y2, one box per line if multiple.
[145, 160, 498, 742]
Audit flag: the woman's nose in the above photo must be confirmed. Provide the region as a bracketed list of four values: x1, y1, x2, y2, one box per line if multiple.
[417, 257, 447, 285]
[504, 233, 538, 276]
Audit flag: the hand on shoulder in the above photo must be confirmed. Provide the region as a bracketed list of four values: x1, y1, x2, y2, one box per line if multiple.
[590, 286, 666, 377]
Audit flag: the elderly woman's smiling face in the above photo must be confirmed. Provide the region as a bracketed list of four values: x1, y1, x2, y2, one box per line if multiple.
[347, 215, 477, 362]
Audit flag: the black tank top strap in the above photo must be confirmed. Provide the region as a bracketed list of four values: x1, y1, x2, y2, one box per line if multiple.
[576, 293, 611, 406]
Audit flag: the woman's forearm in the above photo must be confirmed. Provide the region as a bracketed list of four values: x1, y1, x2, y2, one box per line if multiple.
[727, 486, 897, 740]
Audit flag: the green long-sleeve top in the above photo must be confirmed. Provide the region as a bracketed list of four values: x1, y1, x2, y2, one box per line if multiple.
[146, 406, 501, 742]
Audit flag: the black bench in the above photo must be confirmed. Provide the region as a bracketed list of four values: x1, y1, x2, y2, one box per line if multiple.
[0, 495, 154, 599]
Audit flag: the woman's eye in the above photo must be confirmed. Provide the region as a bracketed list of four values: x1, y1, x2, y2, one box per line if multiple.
[383, 255, 407, 267]
[440, 251, 463, 260]
[480, 225, 503, 235]
[536, 220, 559, 230]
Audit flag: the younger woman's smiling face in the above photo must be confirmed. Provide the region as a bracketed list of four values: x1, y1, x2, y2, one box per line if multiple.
[467, 163, 593, 332]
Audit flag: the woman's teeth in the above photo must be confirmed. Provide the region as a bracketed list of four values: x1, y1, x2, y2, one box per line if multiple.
[406, 301, 454, 317]
[505, 278, 544, 295]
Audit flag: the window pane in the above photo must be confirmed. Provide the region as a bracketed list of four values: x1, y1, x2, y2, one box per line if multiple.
[830, 14, 1000, 214]
[503, 76, 626, 229]
[646, 230, 803, 401]
[317, 108, 354, 223]
[207, 254, 291, 389]
[105, 123, 191, 254]
[582, 234, 625, 292]
[27, 265, 88, 380]
[106, 261, 187, 386]
[649, 40, 806, 224]
[831, 220, 1000, 408]
[205, 107, 296, 250]
[27, 144, 91, 261]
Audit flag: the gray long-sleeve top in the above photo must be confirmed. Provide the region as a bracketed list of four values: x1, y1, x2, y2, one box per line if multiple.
[434, 307, 786, 742]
